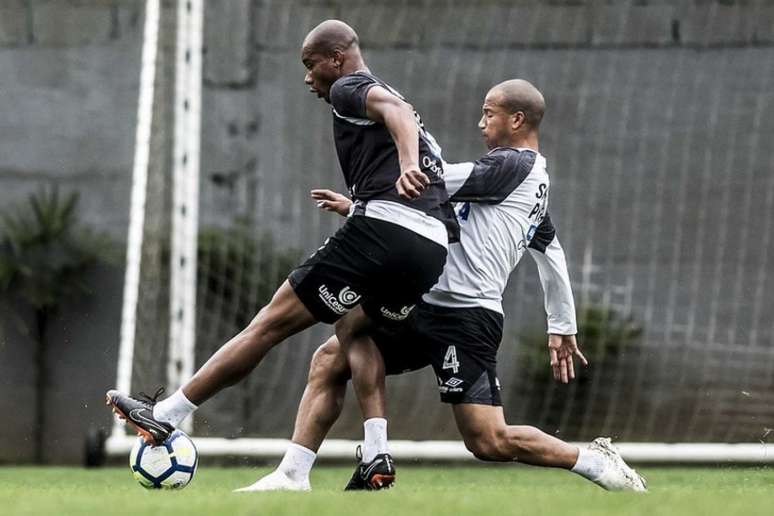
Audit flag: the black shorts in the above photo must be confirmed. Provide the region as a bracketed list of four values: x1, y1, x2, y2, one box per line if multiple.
[288, 215, 447, 324]
[373, 301, 504, 406]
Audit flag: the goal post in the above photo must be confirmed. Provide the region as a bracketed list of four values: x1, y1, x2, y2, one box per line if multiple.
[111, 0, 161, 440]
[167, 0, 203, 435]
[111, 0, 202, 440]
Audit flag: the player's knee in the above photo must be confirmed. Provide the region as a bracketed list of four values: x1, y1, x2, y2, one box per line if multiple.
[333, 318, 356, 346]
[464, 428, 511, 462]
[334, 310, 371, 346]
[309, 339, 350, 384]
[465, 439, 500, 462]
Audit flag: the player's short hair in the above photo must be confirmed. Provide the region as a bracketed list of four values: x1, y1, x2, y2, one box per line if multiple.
[304, 20, 359, 57]
[493, 79, 545, 128]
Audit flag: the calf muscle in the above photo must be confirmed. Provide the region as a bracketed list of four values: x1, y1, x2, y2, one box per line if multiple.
[291, 337, 350, 451]
[453, 403, 578, 468]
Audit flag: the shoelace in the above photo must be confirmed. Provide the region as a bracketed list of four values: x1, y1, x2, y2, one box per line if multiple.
[137, 386, 165, 405]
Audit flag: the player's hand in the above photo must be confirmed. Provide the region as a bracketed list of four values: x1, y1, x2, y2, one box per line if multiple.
[310, 189, 352, 216]
[548, 334, 588, 384]
[396, 165, 430, 199]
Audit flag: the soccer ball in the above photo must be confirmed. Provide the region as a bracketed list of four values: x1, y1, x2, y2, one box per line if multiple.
[129, 430, 199, 489]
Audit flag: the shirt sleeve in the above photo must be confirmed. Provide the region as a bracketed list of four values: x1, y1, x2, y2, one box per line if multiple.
[442, 161, 475, 197]
[444, 149, 535, 204]
[527, 217, 578, 335]
[329, 73, 378, 119]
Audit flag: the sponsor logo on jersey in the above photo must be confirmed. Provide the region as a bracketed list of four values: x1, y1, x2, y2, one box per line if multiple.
[338, 286, 361, 306]
[318, 284, 360, 315]
[379, 304, 415, 321]
[445, 377, 464, 388]
[438, 376, 465, 394]
[421, 155, 443, 176]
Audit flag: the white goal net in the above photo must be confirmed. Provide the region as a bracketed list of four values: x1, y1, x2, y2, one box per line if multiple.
[109, 0, 774, 463]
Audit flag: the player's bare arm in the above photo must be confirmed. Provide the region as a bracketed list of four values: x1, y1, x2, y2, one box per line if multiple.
[363, 86, 429, 199]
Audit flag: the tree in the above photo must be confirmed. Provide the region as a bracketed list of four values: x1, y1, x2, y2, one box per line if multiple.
[0, 188, 113, 462]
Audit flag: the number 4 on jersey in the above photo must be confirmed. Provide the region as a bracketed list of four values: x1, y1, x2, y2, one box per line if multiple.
[443, 345, 460, 374]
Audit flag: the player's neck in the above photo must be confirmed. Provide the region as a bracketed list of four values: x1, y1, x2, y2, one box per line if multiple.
[507, 134, 539, 152]
[340, 58, 369, 76]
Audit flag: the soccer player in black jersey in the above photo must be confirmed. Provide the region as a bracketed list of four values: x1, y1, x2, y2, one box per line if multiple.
[106, 20, 456, 489]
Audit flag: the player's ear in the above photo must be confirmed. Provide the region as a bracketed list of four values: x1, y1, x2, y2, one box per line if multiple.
[511, 111, 526, 131]
[331, 49, 344, 69]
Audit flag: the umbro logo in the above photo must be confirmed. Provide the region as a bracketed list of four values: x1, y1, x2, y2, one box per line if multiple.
[445, 377, 464, 388]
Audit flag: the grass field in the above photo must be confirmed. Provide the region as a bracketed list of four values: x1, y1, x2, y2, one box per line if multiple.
[1, 465, 773, 516]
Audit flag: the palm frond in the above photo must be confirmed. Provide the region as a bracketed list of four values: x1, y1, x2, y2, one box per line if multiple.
[0, 187, 114, 311]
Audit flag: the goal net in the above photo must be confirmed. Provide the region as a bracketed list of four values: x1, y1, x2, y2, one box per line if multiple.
[108, 0, 774, 463]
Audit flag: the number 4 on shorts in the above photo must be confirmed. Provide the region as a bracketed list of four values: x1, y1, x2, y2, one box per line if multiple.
[443, 345, 460, 374]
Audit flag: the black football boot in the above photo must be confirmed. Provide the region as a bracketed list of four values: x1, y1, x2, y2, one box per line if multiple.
[106, 387, 173, 446]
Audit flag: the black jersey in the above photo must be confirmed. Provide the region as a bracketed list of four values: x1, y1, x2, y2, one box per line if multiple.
[328, 72, 459, 241]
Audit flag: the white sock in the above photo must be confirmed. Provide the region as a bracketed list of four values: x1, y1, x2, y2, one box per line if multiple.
[153, 388, 198, 427]
[362, 417, 388, 463]
[571, 446, 606, 481]
[276, 443, 317, 484]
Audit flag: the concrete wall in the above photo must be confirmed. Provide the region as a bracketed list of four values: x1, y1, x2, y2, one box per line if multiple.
[0, 0, 773, 463]
[0, 0, 142, 463]
[0, 299, 36, 461]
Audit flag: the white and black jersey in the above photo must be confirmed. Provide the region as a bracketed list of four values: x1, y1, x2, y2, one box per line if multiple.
[369, 147, 577, 405]
[423, 147, 577, 335]
[329, 71, 459, 246]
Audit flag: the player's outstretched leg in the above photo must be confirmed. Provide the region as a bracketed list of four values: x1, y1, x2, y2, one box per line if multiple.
[235, 336, 350, 492]
[107, 281, 318, 445]
[453, 404, 646, 492]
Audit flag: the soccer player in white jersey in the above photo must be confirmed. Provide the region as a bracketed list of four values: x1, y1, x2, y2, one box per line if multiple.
[236, 80, 647, 493]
